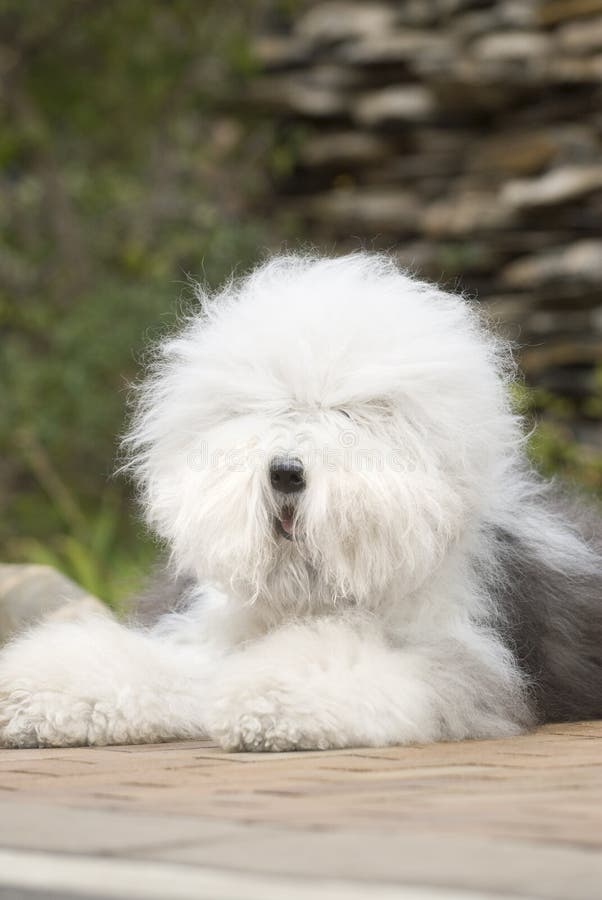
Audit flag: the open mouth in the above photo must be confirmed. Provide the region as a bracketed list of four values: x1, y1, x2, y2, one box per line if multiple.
[275, 505, 296, 541]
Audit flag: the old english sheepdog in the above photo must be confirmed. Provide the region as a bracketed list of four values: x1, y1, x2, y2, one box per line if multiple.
[1, 253, 601, 751]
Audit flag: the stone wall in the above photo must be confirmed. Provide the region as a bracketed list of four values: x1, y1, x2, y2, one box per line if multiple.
[250, 0, 602, 448]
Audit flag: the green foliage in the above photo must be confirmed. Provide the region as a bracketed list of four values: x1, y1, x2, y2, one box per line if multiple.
[514, 381, 602, 497]
[7, 489, 156, 614]
[0, 1, 276, 604]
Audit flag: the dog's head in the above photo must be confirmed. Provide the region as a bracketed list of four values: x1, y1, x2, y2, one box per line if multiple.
[126, 254, 520, 612]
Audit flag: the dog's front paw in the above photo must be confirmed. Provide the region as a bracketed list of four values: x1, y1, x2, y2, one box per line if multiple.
[207, 694, 300, 752]
[0, 621, 117, 748]
[0, 687, 96, 748]
[206, 675, 342, 752]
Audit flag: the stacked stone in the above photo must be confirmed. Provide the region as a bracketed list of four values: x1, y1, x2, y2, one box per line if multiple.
[250, 0, 602, 446]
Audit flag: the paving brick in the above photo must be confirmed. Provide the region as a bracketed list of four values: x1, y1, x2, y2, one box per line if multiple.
[1, 722, 602, 898]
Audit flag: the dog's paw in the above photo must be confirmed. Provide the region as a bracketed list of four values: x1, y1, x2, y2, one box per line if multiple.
[0, 622, 116, 748]
[0, 687, 97, 748]
[207, 695, 301, 752]
[206, 676, 341, 752]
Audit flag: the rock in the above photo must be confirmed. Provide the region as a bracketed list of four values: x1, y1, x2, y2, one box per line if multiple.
[525, 308, 599, 336]
[422, 191, 514, 236]
[252, 35, 313, 71]
[298, 64, 363, 91]
[296, 2, 398, 44]
[395, 0, 440, 26]
[306, 188, 419, 231]
[451, 2, 537, 37]
[498, 0, 539, 27]
[354, 85, 436, 126]
[250, 76, 348, 117]
[339, 30, 454, 66]
[503, 166, 602, 208]
[549, 54, 602, 80]
[558, 15, 602, 51]
[0, 564, 111, 643]
[452, 10, 508, 38]
[469, 127, 600, 176]
[468, 132, 557, 176]
[539, 0, 602, 26]
[400, 1, 499, 27]
[544, 126, 601, 167]
[471, 31, 552, 80]
[367, 149, 460, 182]
[483, 295, 537, 327]
[434, 0, 496, 14]
[300, 131, 391, 167]
[537, 365, 597, 400]
[473, 31, 552, 62]
[285, 84, 348, 118]
[394, 238, 502, 279]
[520, 339, 602, 375]
[393, 241, 440, 275]
[502, 240, 602, 288]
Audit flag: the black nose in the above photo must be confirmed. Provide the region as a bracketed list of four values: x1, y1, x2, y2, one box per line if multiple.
[270, 457, 305, 494]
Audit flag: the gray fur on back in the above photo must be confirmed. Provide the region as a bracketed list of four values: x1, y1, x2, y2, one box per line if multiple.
[127, 565, 195, 627]
[490, 489, 602, 723]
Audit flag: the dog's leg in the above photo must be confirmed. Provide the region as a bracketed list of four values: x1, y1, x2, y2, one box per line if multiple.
[206, 617, 533, 751]
[0, 615, 213, 747]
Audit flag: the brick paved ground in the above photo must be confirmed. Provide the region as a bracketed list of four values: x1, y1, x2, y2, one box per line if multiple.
[0, 721, 601, 899]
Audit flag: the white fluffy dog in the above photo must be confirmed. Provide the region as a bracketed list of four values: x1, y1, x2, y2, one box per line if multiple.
[1, 253, 601, 751]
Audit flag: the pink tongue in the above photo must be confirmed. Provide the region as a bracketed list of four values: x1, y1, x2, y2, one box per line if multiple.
[281, 515, 294, 534]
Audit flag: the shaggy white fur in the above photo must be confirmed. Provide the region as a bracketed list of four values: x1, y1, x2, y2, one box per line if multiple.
[1, 253, 599, 750]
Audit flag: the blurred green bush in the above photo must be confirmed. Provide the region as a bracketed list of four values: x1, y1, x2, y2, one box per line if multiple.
[518, 376, 602, 499]
[0, 0, 275, 604]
